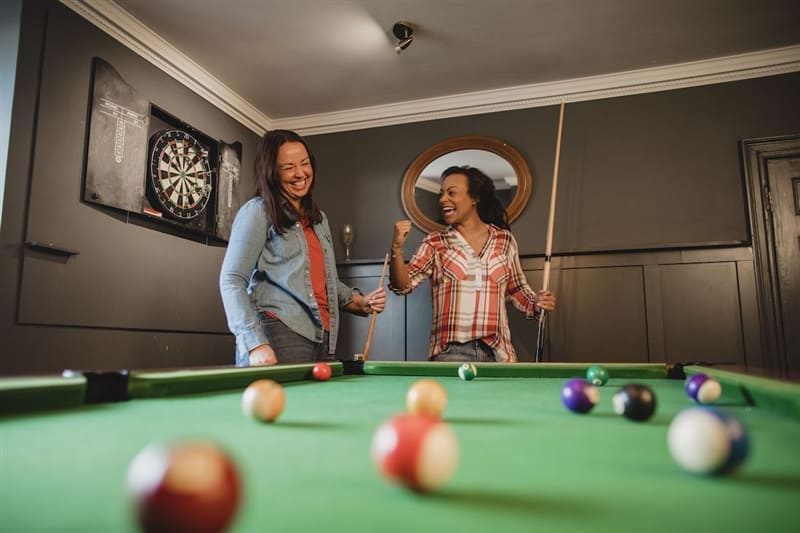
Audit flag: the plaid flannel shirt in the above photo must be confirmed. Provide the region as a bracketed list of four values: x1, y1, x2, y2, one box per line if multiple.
[391, 225, 540, 362]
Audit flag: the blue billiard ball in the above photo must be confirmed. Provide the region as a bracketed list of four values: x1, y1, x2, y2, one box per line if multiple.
[685, 373, 722, 403]
[667, 407, 749, 475]
[561, 379, 599, 414]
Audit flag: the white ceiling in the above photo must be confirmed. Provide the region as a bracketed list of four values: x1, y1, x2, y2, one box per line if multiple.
[68, 0, 800, 134]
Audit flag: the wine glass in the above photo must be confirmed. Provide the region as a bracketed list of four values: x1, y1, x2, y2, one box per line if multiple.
[341, 224, 354, 261]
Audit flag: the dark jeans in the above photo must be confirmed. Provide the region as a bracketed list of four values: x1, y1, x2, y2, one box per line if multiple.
[236, 316, 332, 366]
[431, 340, 496, 362]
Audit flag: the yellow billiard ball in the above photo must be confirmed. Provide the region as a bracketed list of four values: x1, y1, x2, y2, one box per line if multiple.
[241, 379, 285, 423]
[405, 379, 447, 418]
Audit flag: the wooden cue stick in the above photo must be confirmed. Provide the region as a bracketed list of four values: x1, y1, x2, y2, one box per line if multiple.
[542, 100, 565, 291]
[361, 253, 390, 361]
[535, 100, 566, 363]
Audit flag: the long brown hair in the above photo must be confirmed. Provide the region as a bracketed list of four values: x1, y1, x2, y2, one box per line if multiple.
[254, 129, 322, 233]
[441, 166, 510, 229]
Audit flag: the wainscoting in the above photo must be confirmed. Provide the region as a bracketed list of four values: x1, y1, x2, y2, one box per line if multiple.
[337, 246, 762, 370]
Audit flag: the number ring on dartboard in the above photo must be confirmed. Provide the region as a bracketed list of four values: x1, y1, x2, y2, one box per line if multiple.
[148, 129, 213, 220]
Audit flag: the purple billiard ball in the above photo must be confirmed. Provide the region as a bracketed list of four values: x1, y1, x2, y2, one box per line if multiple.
[561, 379, 599, 414]
[685, 374, 722, 404]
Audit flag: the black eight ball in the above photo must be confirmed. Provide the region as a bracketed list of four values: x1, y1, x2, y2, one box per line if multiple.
[612, 384, 656, 421]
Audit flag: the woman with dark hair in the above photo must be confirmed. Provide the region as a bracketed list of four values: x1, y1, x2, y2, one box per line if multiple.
[220, 130, 385, 366]
[389, 165, 555, 362]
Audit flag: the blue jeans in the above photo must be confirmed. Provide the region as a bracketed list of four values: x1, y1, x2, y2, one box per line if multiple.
[431, 340, 496, 362]
[236, 316, 332, 366]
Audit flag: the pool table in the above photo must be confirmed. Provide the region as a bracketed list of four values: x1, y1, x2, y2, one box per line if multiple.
[2, 362, 799, 532]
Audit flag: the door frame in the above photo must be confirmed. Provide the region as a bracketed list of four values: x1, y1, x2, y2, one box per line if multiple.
[741, 134, 800, 377]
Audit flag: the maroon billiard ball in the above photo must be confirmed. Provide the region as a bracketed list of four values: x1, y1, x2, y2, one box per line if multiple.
[312, 362, 332, 381]
[126, 441, 241, 533]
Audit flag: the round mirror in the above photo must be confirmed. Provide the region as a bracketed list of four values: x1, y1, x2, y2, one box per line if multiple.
[401, 136, 533, 233]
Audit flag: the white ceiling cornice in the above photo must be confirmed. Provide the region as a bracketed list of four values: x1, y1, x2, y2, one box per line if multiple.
[63, 0, 800, 137]
[61, 0, 273, 134]
[283, 46, 800, 135]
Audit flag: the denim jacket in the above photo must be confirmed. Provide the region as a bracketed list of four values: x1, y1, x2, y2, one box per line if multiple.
[219, 197, 357, 358]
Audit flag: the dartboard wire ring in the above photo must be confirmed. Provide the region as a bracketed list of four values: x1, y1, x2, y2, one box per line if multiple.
[148, 129, 214, 220]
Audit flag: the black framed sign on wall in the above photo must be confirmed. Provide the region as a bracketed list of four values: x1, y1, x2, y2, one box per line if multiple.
[83, 57, 242, 242]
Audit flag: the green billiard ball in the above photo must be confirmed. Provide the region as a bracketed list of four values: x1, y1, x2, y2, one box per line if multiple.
[586, 365, 610, 386]
[458, 363, 477, 381]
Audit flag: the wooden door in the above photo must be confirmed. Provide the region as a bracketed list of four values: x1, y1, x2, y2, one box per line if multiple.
[766, 156, 800, 376]
[743, 135, 800, 379]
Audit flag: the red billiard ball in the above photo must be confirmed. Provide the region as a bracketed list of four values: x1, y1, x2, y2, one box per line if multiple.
[126, 441, 241, 533]
[312, 362, 332, 381]
[371, 413, 459, 492]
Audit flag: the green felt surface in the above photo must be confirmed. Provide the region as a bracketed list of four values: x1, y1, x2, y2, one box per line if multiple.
[685, 365, 800, 420]
[1, 370, 799, 532]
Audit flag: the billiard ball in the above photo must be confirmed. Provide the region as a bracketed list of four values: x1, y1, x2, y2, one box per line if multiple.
[312, 362, 332, 381]
[457, 363, 477, 381]
[684, 373, 722, 404]
[406, 379, 447, 418]
[126, 441, 241, 533]
[241, 379, 285, 423]
[371, 413, 459, 492]
[667, 407, 749, 475]
[612, 384, 657, 421]
[561, 379, 599, 414]
[586, 365, 609, 386]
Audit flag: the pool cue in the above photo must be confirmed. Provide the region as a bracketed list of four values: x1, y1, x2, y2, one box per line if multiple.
[356, 253, 390, 362]
[535, 100, 566, 363]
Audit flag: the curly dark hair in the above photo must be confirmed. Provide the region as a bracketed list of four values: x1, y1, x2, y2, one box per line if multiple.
[441, 166, 510, 229]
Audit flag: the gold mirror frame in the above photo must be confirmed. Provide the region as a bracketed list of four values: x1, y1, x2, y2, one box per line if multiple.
[401, 136, 533, 233]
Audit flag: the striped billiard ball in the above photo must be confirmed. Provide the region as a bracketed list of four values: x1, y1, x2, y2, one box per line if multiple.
[457, 363, 477, 381]
[668, 407, 749, 475]
[126, 441, 241, 533]
[684, 373, 722, 404]
[371, 413, 459, 492]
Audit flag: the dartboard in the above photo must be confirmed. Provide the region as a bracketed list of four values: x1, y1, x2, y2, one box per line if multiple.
[147, 129, 214, 220]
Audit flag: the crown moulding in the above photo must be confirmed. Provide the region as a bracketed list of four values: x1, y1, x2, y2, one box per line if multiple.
[63, 0, 800, 137]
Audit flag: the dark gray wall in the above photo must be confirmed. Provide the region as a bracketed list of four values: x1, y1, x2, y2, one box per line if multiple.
[1, 1, 259, 375]
[339, 247, 765, 373]
[312, 73, 800, 261]
[316, 74, 798, 378]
